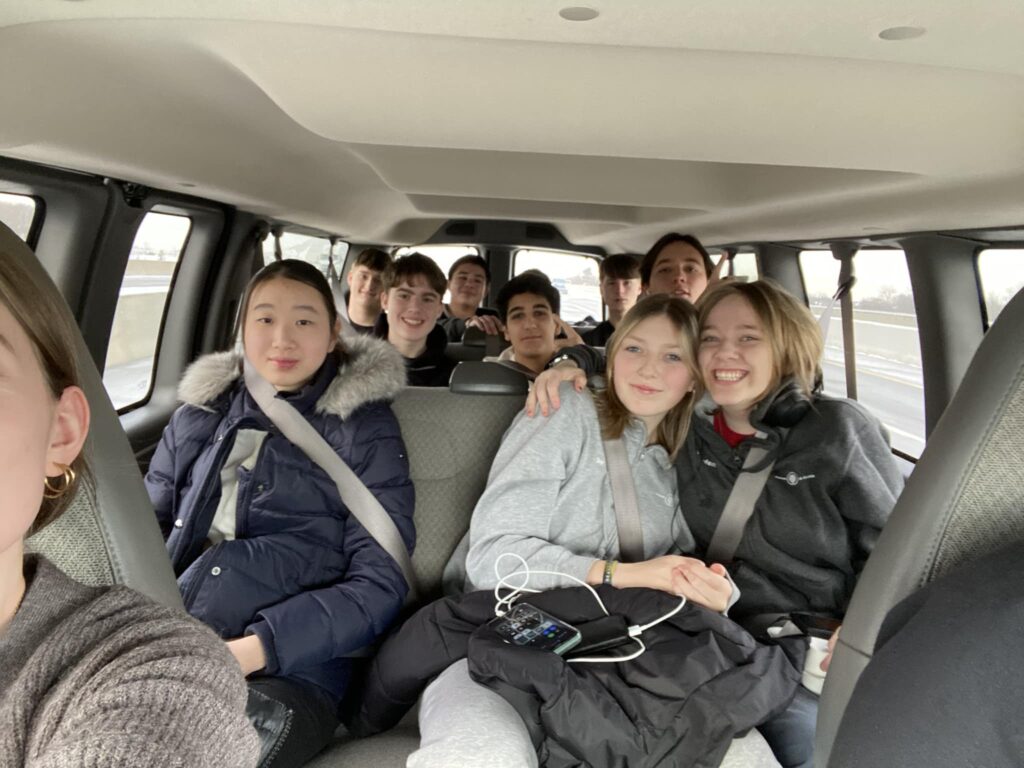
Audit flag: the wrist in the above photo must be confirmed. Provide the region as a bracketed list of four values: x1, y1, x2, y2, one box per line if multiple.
[602, 559, 618, 586]
[548, 352, 579, 370]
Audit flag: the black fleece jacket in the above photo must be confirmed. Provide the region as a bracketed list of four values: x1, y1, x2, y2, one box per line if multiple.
[374, 315, 457, 387]
[681, 387, 904, 623]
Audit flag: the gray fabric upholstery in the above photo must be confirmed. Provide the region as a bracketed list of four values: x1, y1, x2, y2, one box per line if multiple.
[2, 223, 182, 609]
[816, 285, 1024, 766]
[391, 387, 523, 600]
[305, 726, 420, 767]
[26, 490, 114, 587]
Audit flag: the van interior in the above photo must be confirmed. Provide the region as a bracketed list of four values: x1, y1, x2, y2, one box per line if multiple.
[3, 2, 1024, 766]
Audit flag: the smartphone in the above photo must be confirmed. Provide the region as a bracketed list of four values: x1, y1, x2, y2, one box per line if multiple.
[487, 603, 582, 655]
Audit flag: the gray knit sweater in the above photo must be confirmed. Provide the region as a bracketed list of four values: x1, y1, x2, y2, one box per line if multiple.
[463, 384, 694, 591]
[0, 556, 259, 768]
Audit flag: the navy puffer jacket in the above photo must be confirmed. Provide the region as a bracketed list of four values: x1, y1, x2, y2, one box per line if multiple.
[145, 334, 415, 702]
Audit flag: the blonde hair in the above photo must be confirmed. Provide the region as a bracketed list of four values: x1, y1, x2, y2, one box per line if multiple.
[596, 294, 700, 460]
[697, 279, 823, 400]
[0, 251, 92, 532]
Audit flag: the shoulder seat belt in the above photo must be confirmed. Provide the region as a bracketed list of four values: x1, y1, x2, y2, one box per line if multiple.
[705, 431, 777, 565]
[602, 437, 645, 563]
[243, 358, 418, 600]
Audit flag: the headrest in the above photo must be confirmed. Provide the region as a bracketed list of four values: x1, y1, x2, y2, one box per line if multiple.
[450, 361, 530, 395]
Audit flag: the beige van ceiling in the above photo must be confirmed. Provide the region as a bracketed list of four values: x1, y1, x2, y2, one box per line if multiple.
[1, 1, 1023, 249]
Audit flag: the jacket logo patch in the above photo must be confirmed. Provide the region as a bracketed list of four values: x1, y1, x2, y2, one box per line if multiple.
[775, 471, 815, 486]
[702, 458, 717, 468]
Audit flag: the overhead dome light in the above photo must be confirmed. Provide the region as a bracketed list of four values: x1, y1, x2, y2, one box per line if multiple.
[559, 6, 599, 22]
[878, 26, 926, 41]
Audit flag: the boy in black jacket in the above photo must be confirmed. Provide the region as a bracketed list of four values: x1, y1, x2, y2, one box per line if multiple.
[376, 253, 456, 387]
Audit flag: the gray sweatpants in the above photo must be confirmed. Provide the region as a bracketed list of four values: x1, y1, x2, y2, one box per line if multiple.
[408, 659, 781, 768]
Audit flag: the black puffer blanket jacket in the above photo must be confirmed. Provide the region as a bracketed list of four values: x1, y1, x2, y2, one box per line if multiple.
[352, 587, 800, 768]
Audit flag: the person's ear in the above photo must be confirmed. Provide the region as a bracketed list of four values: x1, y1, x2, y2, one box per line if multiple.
[503, 325, 511, 343]
[46, 386, 90, 476]
[380, 291, 390, 313]
[346, 270, 355, 289]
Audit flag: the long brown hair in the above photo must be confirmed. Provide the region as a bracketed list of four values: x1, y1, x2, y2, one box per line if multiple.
[697, 279, 823, 400]
[0, 252, 92, 532]
[595, 294, 700, 460]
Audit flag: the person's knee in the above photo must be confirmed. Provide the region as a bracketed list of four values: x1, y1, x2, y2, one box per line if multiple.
[411, 661, 537, 768]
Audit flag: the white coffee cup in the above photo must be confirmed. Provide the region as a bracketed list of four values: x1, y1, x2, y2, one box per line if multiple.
[802, 636, 829, 694]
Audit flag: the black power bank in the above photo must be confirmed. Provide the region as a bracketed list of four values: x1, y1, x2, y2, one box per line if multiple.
[566, 614, 632, 657]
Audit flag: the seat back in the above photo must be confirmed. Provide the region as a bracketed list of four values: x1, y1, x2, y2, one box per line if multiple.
[1, 223, 182, 609]
[816, 285, 1024, 765]
[391, 374, 523, 600]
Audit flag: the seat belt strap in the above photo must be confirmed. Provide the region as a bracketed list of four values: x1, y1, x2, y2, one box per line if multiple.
[242, 359, 418, 599]
[705, 433, 776, 564]
[602, 437, 645, 563]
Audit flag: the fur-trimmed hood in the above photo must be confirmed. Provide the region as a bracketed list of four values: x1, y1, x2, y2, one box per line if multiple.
[177, 333, 406, 420]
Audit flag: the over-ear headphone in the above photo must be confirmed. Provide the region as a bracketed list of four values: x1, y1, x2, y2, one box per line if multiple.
[756, 377, 813, 429]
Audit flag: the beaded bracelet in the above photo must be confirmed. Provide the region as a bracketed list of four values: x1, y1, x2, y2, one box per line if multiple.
[602, 559, 618, 586]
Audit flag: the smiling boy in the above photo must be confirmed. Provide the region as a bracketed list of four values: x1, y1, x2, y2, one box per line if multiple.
[376, 253, 455, 387]
[489, 271, 565, 376]
[343, 247, 391, 334]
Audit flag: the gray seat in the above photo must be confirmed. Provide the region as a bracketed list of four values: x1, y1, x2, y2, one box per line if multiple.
[0, 222, 181, 609]
[815, 285, 1024, 766]
[308, 375, 524, 767]
[392, 384, 524, 600]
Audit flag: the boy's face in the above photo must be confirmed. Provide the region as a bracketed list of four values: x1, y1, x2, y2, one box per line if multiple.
[645, 242, 709, 303]
[347, 265, 384, 311]
[381, 275, 444, 345]
[448, 263, 488, 308]
[600, 274, 642, 315]
[503, 292, 557, 360]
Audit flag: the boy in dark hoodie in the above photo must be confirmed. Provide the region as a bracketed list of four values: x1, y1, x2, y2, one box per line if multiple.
[376, 253, 456, 387]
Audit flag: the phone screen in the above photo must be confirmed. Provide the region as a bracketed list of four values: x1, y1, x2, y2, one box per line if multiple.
[488, 603, 582, 655]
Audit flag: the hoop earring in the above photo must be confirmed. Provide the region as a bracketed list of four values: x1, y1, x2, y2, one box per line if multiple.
[43, 464, 76, 499]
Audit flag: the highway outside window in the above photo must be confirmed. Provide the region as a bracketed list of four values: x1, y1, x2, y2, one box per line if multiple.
[710, 250, 759, 282]
[262, 233, 349, 272]
[800, 249, 925, 459]
[0, 192, 38, 241]
[513, 249, 602, 324]
[977, 248, 1024, 327]
[103, 212, 191, 411]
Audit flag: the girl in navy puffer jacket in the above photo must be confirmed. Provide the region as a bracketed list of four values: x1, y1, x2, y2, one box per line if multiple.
[145, 260, 415, 767]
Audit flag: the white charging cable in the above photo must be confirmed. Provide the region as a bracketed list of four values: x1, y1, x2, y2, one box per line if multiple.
[491, 553, 687, 664]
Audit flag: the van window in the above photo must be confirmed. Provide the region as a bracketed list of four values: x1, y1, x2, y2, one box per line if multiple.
[103, 212, 191, 410]
[710, 250, 759, 282]
[799, 250, 845, 393]
[513, 248, 602, 323]
[800, 249, 925, 458]
[977, 248, 1024, 327]
[0, 192, 38, 241]
[731, 252, 758, 282]
[262, 232, 349, 272]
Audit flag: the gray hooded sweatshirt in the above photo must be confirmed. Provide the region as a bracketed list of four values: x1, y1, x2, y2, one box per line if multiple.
[462, 384, 694, 591]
